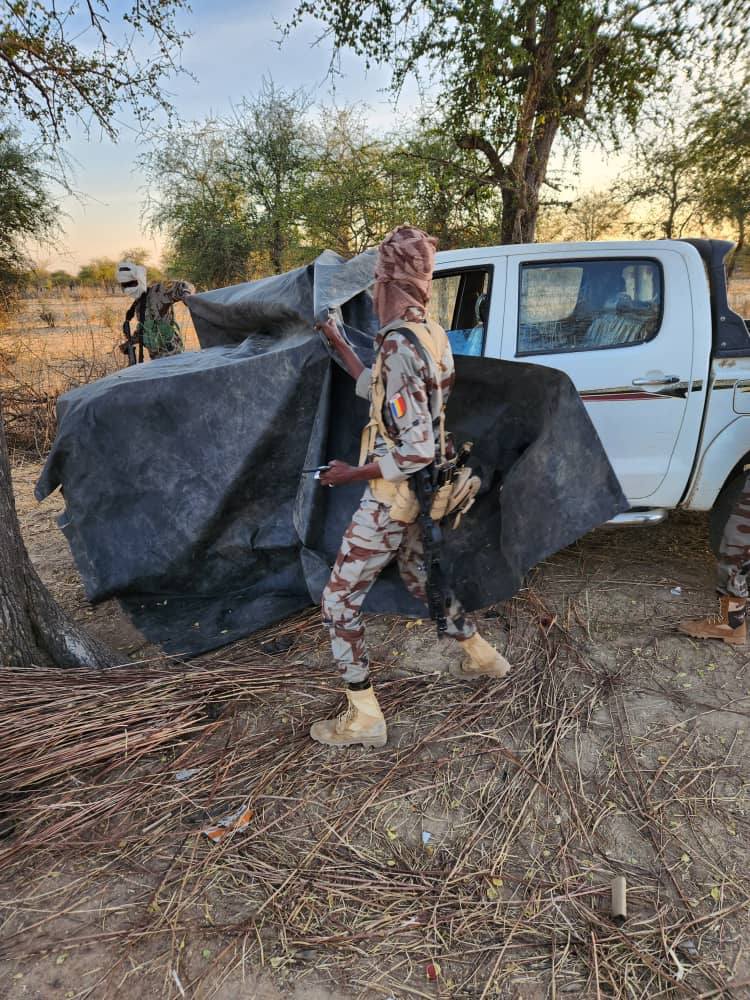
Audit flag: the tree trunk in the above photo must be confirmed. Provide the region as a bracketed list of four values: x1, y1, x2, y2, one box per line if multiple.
[494, 2, 560, 246]
[500, 186, 524, 243]
[522, 118, 559, 243]
[0, 400, 117, 668]
[271, 217, 284, 274]
[727, 214, 746, 279]
[499, 121, 558, 244]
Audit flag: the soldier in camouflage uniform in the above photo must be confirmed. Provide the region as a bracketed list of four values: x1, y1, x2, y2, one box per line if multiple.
[118, 258, 195, 361]
[310, 225, 511, 751]
[139, 280, 195, 358]
[679, 472, 750, 645]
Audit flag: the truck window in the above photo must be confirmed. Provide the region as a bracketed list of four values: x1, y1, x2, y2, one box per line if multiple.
[517, 258, 663, 356]
[432, 267, 492, 356]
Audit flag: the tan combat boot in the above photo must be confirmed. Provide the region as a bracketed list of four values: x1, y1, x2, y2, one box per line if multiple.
[310, 685, 388, 748]
[450, 632, 512, 679]
[678, 596, 747, 646]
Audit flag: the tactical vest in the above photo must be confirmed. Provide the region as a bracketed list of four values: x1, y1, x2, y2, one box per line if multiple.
[361, 319, 479, 525]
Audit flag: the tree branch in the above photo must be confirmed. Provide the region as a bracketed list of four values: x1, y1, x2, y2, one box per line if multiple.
[456, 133, 509, 183]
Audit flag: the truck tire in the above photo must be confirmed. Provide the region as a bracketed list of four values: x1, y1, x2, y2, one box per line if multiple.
[709, 470, 747, 557]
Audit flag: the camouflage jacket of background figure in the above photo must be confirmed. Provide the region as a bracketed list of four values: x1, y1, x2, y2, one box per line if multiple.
[139, 280, 195, 359]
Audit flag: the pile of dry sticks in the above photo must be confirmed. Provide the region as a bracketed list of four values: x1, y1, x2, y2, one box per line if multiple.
[0, 600, 747, 998]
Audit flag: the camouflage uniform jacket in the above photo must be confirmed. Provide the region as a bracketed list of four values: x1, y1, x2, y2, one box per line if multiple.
[140, 280, 195, 358]
[355, 321, 454, 482]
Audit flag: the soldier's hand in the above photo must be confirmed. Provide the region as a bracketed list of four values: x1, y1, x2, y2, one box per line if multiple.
[319, 460, 356, 487]
[315, 317, 345, 351]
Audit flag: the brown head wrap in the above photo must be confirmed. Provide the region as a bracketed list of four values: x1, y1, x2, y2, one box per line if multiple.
[373, 225, 438, 326]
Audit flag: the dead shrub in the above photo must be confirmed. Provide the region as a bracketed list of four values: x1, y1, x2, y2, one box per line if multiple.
[1, 293, 199, 457]
[1, 297, 125, 456]
[98, 304, 119, 330]
[1, 350, 120, 455]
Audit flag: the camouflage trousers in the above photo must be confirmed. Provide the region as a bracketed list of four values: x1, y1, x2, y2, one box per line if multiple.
[322, 487, 476, 684]
[718, 471, 750, 598]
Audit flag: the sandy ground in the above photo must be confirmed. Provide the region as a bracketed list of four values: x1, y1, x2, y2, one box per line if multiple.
[5, 453, 750, 999]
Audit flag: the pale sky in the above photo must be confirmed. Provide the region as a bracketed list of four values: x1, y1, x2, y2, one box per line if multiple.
[39, 0, 619, 272]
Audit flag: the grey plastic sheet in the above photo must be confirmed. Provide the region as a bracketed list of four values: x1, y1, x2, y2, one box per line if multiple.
[36, 251, 628, 656]
[187, 248, 378, 361]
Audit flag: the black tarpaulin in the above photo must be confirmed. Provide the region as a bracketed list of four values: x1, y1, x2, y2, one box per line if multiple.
[36, 250, 628, 656]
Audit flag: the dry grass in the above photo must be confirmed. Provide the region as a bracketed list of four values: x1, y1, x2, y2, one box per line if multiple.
[0, 582, 747, 998]
[727, 276, 750, 319]
[0, 291, 198, 454]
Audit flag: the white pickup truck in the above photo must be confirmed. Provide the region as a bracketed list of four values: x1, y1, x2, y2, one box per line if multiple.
[431, 237, 750, 551]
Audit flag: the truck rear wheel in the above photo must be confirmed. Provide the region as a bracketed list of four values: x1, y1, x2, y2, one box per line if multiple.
[709, 470, 747, 557]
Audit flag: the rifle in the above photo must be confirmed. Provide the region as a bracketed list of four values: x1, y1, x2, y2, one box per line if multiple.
[389, 325, 476, 636]
[412, 464, 449, 637]
[119, 294, 146, 366]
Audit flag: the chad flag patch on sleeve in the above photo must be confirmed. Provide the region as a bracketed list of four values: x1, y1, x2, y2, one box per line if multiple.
[389, 393, 407, 420]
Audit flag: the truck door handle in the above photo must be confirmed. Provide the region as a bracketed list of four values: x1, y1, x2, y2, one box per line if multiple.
[632, 375, 680, 386]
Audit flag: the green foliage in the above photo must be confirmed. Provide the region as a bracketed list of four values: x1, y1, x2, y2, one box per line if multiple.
[162, 209, 257, 291]
[76, 258, 118, 289]
[143, 83, 316, 287]
[0, 0, 190, 146]
[49, 270, 74, 288]
[617, 84, 750, 262]
[144, 88, 507, 289]
[0, 121, 57, 310]
[388, 126, 503, 249]
[300, 107, 412, 257]
[299, 111, 503, 255]
[229, 80, 313, 273]
[690, 82, 750, 268]
[616, 113, 699, 239]
[23, 268, 75, 290]
[143, 120, 260, 290]
[120, 247, 151, 267]
[287, 0, 750, 243]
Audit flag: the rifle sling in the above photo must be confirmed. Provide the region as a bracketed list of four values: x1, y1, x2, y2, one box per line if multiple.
[392, 325, 438, 431]
[123, 292, 147, 364]
[395, 327, 451, 633]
